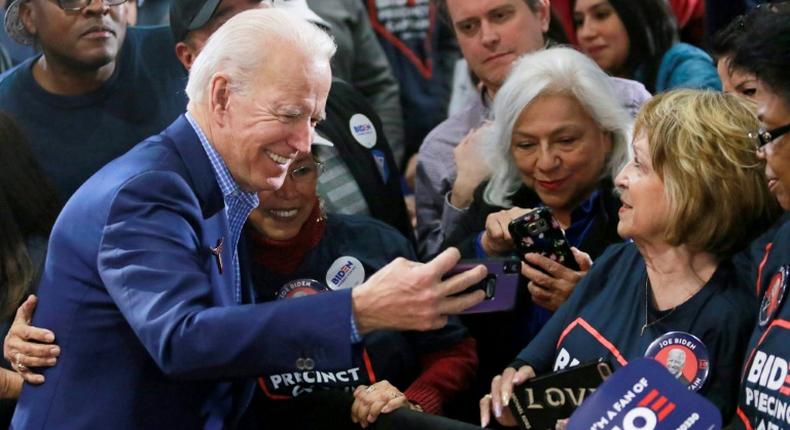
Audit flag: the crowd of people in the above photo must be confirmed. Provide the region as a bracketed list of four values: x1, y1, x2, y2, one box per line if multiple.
[0, 0, 787, 429]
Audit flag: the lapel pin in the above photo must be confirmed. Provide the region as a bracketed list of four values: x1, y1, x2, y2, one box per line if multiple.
[210, 237, 224, 274]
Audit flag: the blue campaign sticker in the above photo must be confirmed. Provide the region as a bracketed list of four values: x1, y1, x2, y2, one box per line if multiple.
[276, 279, 329, 300]
[759, 265, 787, 327]
[644, 332, 709, 391]
[568, 358, 721, 430]
[371, 149, 389, 183]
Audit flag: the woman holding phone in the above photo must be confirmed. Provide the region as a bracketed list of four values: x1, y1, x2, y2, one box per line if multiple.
[480, 90, 780, 427]
[441, 47, 631, 419]
[444, 47, 632, 309]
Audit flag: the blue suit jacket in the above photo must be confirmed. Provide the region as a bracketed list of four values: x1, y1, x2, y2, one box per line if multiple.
[11, 116, 354, 429]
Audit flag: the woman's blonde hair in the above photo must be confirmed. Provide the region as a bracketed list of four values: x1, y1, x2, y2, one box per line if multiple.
[635, 89, 780, 257]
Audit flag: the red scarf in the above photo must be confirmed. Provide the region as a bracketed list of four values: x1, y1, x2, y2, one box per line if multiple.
[249, 198, 326, 274]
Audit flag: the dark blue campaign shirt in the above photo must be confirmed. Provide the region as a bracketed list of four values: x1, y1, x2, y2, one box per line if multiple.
[734, 218, 790, 430]
[246, 214, 467, 399]
[515, 242, 757, 421]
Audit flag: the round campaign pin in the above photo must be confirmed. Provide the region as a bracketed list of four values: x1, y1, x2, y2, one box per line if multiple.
[645, 331, 710, 391]
[759, 265, 788, 327]
[348, 114, 377, 149]
[276, 279, 328, 300]
[326, 256, 365, 290]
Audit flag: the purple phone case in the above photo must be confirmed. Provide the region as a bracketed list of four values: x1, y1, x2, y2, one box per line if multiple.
[445, 259, 520, 314]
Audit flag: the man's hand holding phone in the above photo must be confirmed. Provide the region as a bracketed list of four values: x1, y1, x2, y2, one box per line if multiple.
[352, 248, 488, 333]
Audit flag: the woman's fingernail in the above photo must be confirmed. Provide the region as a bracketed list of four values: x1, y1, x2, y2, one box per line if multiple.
[494, 404, 502, 417]
[502, 393, 510, 406]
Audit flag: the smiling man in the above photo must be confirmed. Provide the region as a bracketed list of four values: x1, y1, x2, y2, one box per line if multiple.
[415, 0, 651, 260]
[169, 0, 414, 240]
[9, 8, 486, 429]
[0, 0, 187, 204]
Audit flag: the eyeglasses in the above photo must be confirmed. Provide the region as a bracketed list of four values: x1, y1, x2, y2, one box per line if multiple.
[750, 123, 790, 149]
[57, 0, 128, 13]
[287, 160, 324, 183]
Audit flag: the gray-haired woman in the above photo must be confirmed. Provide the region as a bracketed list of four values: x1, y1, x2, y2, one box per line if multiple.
[441, 47, 633, 414]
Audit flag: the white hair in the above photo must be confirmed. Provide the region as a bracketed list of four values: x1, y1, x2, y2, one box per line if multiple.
[185, 8, 336, 103]
[483, 47, 633, 208]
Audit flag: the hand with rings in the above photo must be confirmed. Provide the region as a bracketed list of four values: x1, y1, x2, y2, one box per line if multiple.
[3, 295, 60, 385]
[351, 380, 412, 428]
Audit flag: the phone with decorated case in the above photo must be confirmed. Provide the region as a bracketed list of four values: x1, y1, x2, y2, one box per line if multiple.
[508, 207, 579, 271]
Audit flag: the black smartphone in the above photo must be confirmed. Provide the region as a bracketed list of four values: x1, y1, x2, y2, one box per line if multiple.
[509, 361, 612, 430]
[508, 207, 579, 271]
[444, 258, 521, 314]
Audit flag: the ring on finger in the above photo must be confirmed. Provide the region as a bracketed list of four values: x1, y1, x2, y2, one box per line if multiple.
[365, 385, 375, 393]
[14, 352, 26, 371]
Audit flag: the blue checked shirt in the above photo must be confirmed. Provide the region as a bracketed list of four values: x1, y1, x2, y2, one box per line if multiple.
[186, 114, 362, 342]
[187, 113, 258, 304]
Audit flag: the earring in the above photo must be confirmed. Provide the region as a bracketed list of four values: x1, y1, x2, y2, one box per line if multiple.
[316, 196, 327, 223]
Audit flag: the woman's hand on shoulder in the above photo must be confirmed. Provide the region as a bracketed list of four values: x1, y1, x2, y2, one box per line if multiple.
[522, 248, 593, 311]
[480, 365, 535, 427]
[351, 380, 415, 428]
[481, 207, 530, 256]
[3, 295, 60, 384]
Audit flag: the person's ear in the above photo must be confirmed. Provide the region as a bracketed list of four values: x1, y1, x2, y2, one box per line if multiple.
[125, 0, 137, 26]
[19, 1, 38, 39]
[174, 41, 197, 71]
[208, 74, 231, 126]
[537, 0, 551, 33]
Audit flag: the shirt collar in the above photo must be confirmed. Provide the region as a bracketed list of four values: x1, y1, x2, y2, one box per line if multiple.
[185, 112, 259, 207]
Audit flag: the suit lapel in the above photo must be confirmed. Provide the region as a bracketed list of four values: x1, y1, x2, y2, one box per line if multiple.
[164, 115, 225, 220]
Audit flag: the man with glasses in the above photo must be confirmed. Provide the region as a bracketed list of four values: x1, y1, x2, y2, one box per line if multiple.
[0, 0, 187, 204]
